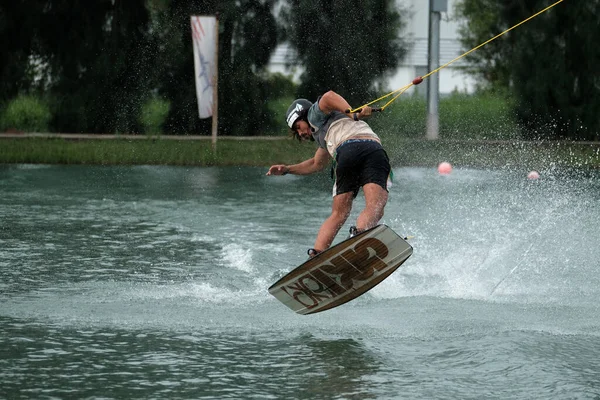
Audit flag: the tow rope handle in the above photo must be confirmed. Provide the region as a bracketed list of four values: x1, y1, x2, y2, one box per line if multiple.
[345, 107, 384, 114]
[347, 76, 425, 114]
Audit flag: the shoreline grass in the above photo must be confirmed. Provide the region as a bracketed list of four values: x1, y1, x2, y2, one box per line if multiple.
[1, 136, 598, 169]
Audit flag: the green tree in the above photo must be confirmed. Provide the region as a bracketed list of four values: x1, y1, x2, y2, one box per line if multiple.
[1, 0, 279, 136]
[455, 0, 600, 140]
[37, 0, 154, 134]
[454, 0, 510, 90]
[1, 95, 52, 132]
[2, 1, 161, 134]
[280, 0, 408, 106]
[0, 1, 154, 133]
[0, 2, 48, 103]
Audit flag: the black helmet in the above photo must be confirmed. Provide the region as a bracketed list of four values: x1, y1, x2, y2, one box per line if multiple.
[285, 99, 312, 128]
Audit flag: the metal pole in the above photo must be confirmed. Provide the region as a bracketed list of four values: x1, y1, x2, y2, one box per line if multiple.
[426, 0, 446, 140]
[211, 16, 219, 150]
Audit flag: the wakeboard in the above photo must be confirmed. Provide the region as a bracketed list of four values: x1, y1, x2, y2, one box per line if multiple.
[268, 224, 413, 315]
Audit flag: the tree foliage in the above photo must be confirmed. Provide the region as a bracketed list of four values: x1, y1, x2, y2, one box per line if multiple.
[1, 95, 52, 132]
[455, 0, 600, 140]
[2, 0, 155, 133]
[0, 0, 279, 136]
[280, 0, 408, 106]
[0, 2, 43, 103]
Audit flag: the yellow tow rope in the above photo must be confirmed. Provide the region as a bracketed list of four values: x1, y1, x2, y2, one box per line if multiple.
[348, 0, 565, 113]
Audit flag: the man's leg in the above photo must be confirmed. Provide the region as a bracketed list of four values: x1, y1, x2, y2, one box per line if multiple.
[313, 192, 354, 251]
[356, 183, 388, 231]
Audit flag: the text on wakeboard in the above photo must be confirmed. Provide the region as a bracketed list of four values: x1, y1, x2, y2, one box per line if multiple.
[279, 238, 389, 309]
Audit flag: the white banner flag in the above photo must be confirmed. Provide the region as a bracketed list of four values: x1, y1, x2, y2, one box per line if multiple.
[191, 16, 217, 119]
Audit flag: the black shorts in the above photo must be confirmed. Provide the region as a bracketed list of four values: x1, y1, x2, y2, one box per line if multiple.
[334, 140, 391, 197]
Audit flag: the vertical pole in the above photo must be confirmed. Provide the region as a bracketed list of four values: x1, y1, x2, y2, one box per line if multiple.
[211, 16, 219, 150]
[427, 0, 446, 140]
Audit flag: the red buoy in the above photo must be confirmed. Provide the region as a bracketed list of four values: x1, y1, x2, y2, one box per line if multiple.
[527, 171, 540, 180]
[438, 162, 452, 175]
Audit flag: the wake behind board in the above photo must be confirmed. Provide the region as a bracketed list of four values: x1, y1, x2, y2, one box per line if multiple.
[268, 224, 413, 315]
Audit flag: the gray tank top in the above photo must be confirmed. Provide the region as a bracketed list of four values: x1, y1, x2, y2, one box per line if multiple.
[307, 96, 348, 150]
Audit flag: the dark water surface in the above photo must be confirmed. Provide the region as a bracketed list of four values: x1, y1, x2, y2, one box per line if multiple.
[1, 164, 599, 399]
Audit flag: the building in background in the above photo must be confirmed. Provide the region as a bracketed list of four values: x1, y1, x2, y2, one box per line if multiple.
[268, 0, 477, 96]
